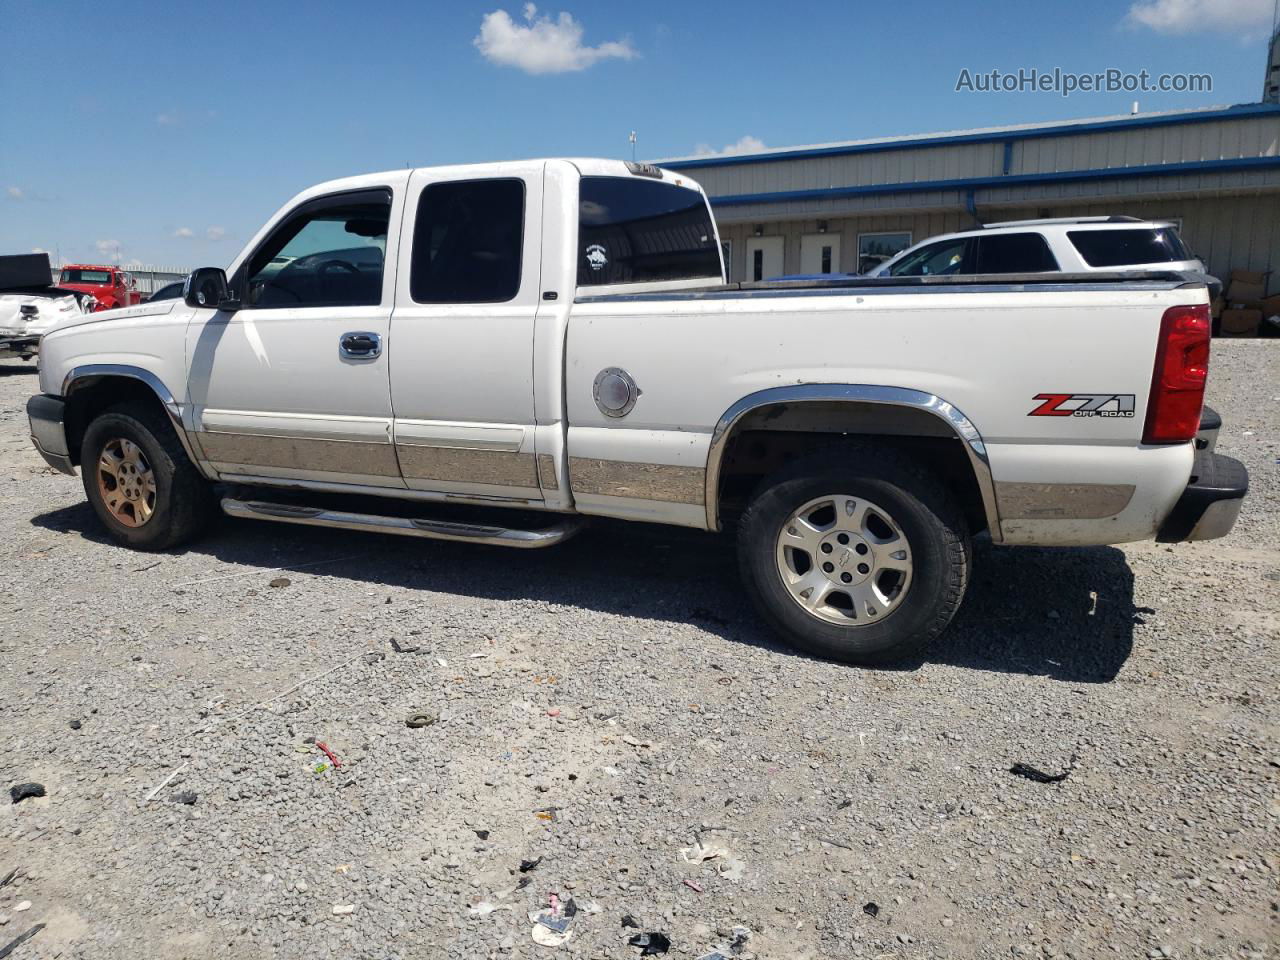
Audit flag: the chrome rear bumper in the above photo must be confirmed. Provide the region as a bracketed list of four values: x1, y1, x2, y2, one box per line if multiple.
[1156, 448, 1247, 542]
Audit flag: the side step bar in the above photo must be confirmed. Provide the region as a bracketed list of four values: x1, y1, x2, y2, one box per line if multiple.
[221, 498, 584, 549]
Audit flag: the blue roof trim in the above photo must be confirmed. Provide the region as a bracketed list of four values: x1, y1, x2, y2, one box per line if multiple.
[708, 155, 1280, 208]
[666, 103, 1280, 170]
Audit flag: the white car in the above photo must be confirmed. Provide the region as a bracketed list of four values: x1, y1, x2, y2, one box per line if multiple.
[26, 161, 1247, 666]
[868, 217, 1218, 294]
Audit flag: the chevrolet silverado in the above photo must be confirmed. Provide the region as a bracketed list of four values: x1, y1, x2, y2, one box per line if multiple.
[26, 159, 1248, 664]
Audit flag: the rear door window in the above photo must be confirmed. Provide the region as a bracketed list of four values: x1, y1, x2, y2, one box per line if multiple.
[410, 179, 525, 304]
[974, 233, 1059, 273]
[1067, 228, 1191, 267]
[578, 176, 722, 285]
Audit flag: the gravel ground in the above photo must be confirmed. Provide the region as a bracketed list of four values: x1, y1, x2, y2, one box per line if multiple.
[1, 342, 1276, 960]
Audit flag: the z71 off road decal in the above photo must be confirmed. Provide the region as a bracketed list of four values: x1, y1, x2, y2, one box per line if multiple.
[1028, 393, 1135, 418]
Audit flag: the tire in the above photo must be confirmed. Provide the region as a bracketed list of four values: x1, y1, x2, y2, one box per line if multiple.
[80, 402, 215, 551]
[737, 445, 971, 666]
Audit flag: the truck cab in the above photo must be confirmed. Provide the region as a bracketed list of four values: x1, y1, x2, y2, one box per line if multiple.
[57, 264, 141, 311]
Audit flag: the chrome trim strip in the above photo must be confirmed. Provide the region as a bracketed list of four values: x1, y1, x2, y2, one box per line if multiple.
[537, 453, 559, 490]
[704, 384, 1001, 539]
[198, 409, 391, 442]
[569, 457, 705, 505]
[395, 445, 539, 488]
[222, 498, 583, 549]
[995, 482, 1135, 520]
[61, 363, 205, 472]
[393, 420, 525, 452]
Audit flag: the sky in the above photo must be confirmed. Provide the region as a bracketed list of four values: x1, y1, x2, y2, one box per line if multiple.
[1, 0, 1276, 267]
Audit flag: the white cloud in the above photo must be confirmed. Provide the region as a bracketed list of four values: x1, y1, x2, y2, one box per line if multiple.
[94, 240, 122, 263]
[474, 4, 636, 74]
[173, 226, 195, 239]
[205, 226, 226, 241]
[1125, 0, 1272, 34]
[693, 135, 767, 157]
[6, 186, 23, 200]
[155, 111, 178, 126]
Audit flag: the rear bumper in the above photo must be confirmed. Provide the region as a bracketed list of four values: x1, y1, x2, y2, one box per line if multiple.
[27, 393, 75, 475]
[1156, 448, 1248, 542]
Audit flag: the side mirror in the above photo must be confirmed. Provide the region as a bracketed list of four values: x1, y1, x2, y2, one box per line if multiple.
[184, 267, 240, 311]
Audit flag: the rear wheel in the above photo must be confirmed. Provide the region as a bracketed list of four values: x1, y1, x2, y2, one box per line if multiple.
[737, 447, 970, 665]
[81, 403, 215, 550]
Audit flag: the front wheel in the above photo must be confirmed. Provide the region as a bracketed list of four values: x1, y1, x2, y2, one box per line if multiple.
[737, 447, 971, 665]
[81, 403, 215, 551]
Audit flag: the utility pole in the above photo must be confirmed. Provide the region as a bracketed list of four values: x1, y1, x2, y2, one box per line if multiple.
[629, 131, 637, 162]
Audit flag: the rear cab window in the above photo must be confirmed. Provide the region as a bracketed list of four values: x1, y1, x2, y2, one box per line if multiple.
[577, 175, 723, 287]
[1067, 227, 1191, 267]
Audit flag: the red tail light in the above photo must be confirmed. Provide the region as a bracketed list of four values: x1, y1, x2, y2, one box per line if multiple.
[1142, 304, 1210, 444]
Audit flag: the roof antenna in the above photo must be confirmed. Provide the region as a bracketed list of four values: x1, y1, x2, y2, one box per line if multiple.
[1131, 101, 1139, 115]
[629, 131, 637, 162]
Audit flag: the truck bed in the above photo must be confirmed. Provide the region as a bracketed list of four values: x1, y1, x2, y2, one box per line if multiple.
[577, 270, 1206, 302]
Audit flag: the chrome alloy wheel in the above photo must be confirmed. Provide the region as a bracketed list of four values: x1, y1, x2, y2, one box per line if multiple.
[97, 437, 157, 527]
[774, 494, 913, 626]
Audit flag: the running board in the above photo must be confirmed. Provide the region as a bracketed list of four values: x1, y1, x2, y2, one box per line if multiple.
[221, 498, 583, 549]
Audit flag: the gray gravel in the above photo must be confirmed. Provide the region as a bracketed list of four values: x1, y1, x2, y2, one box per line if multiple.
[0, 342, 1277, 960]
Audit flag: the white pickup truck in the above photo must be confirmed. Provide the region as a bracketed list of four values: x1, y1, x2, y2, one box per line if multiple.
[27, 159, 1248, 665]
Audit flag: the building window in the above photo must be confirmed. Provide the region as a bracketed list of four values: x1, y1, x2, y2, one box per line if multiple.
[753, 248, 764, 282]
[820, 245, 832, 274]
[857, 232, 912, 274]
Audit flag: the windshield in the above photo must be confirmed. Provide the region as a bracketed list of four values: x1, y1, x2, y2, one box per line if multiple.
[1067, 228, 1192, 267]
[60, 268, 113, 284]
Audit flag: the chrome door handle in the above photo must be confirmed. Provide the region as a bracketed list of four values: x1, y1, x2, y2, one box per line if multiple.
[339, 331, 381, 360]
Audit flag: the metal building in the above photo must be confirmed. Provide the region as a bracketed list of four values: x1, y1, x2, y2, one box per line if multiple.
[661, 103, 1280, 282]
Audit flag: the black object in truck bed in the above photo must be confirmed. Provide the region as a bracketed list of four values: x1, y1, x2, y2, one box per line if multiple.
[0, 253, 54, 291]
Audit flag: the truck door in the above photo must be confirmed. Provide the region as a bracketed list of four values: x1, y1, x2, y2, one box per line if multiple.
[185, 181, 407, 489]
[388, 163, 544, 502]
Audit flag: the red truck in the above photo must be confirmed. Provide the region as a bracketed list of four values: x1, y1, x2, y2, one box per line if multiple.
[57, 264, 142, 311]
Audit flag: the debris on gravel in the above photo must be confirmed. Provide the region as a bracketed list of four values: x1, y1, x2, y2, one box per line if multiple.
[0, 343, 1277, 959]
[7, 783, 45, 805]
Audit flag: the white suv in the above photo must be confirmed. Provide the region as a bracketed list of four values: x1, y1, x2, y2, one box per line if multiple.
[869, 217, 1217, 293]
